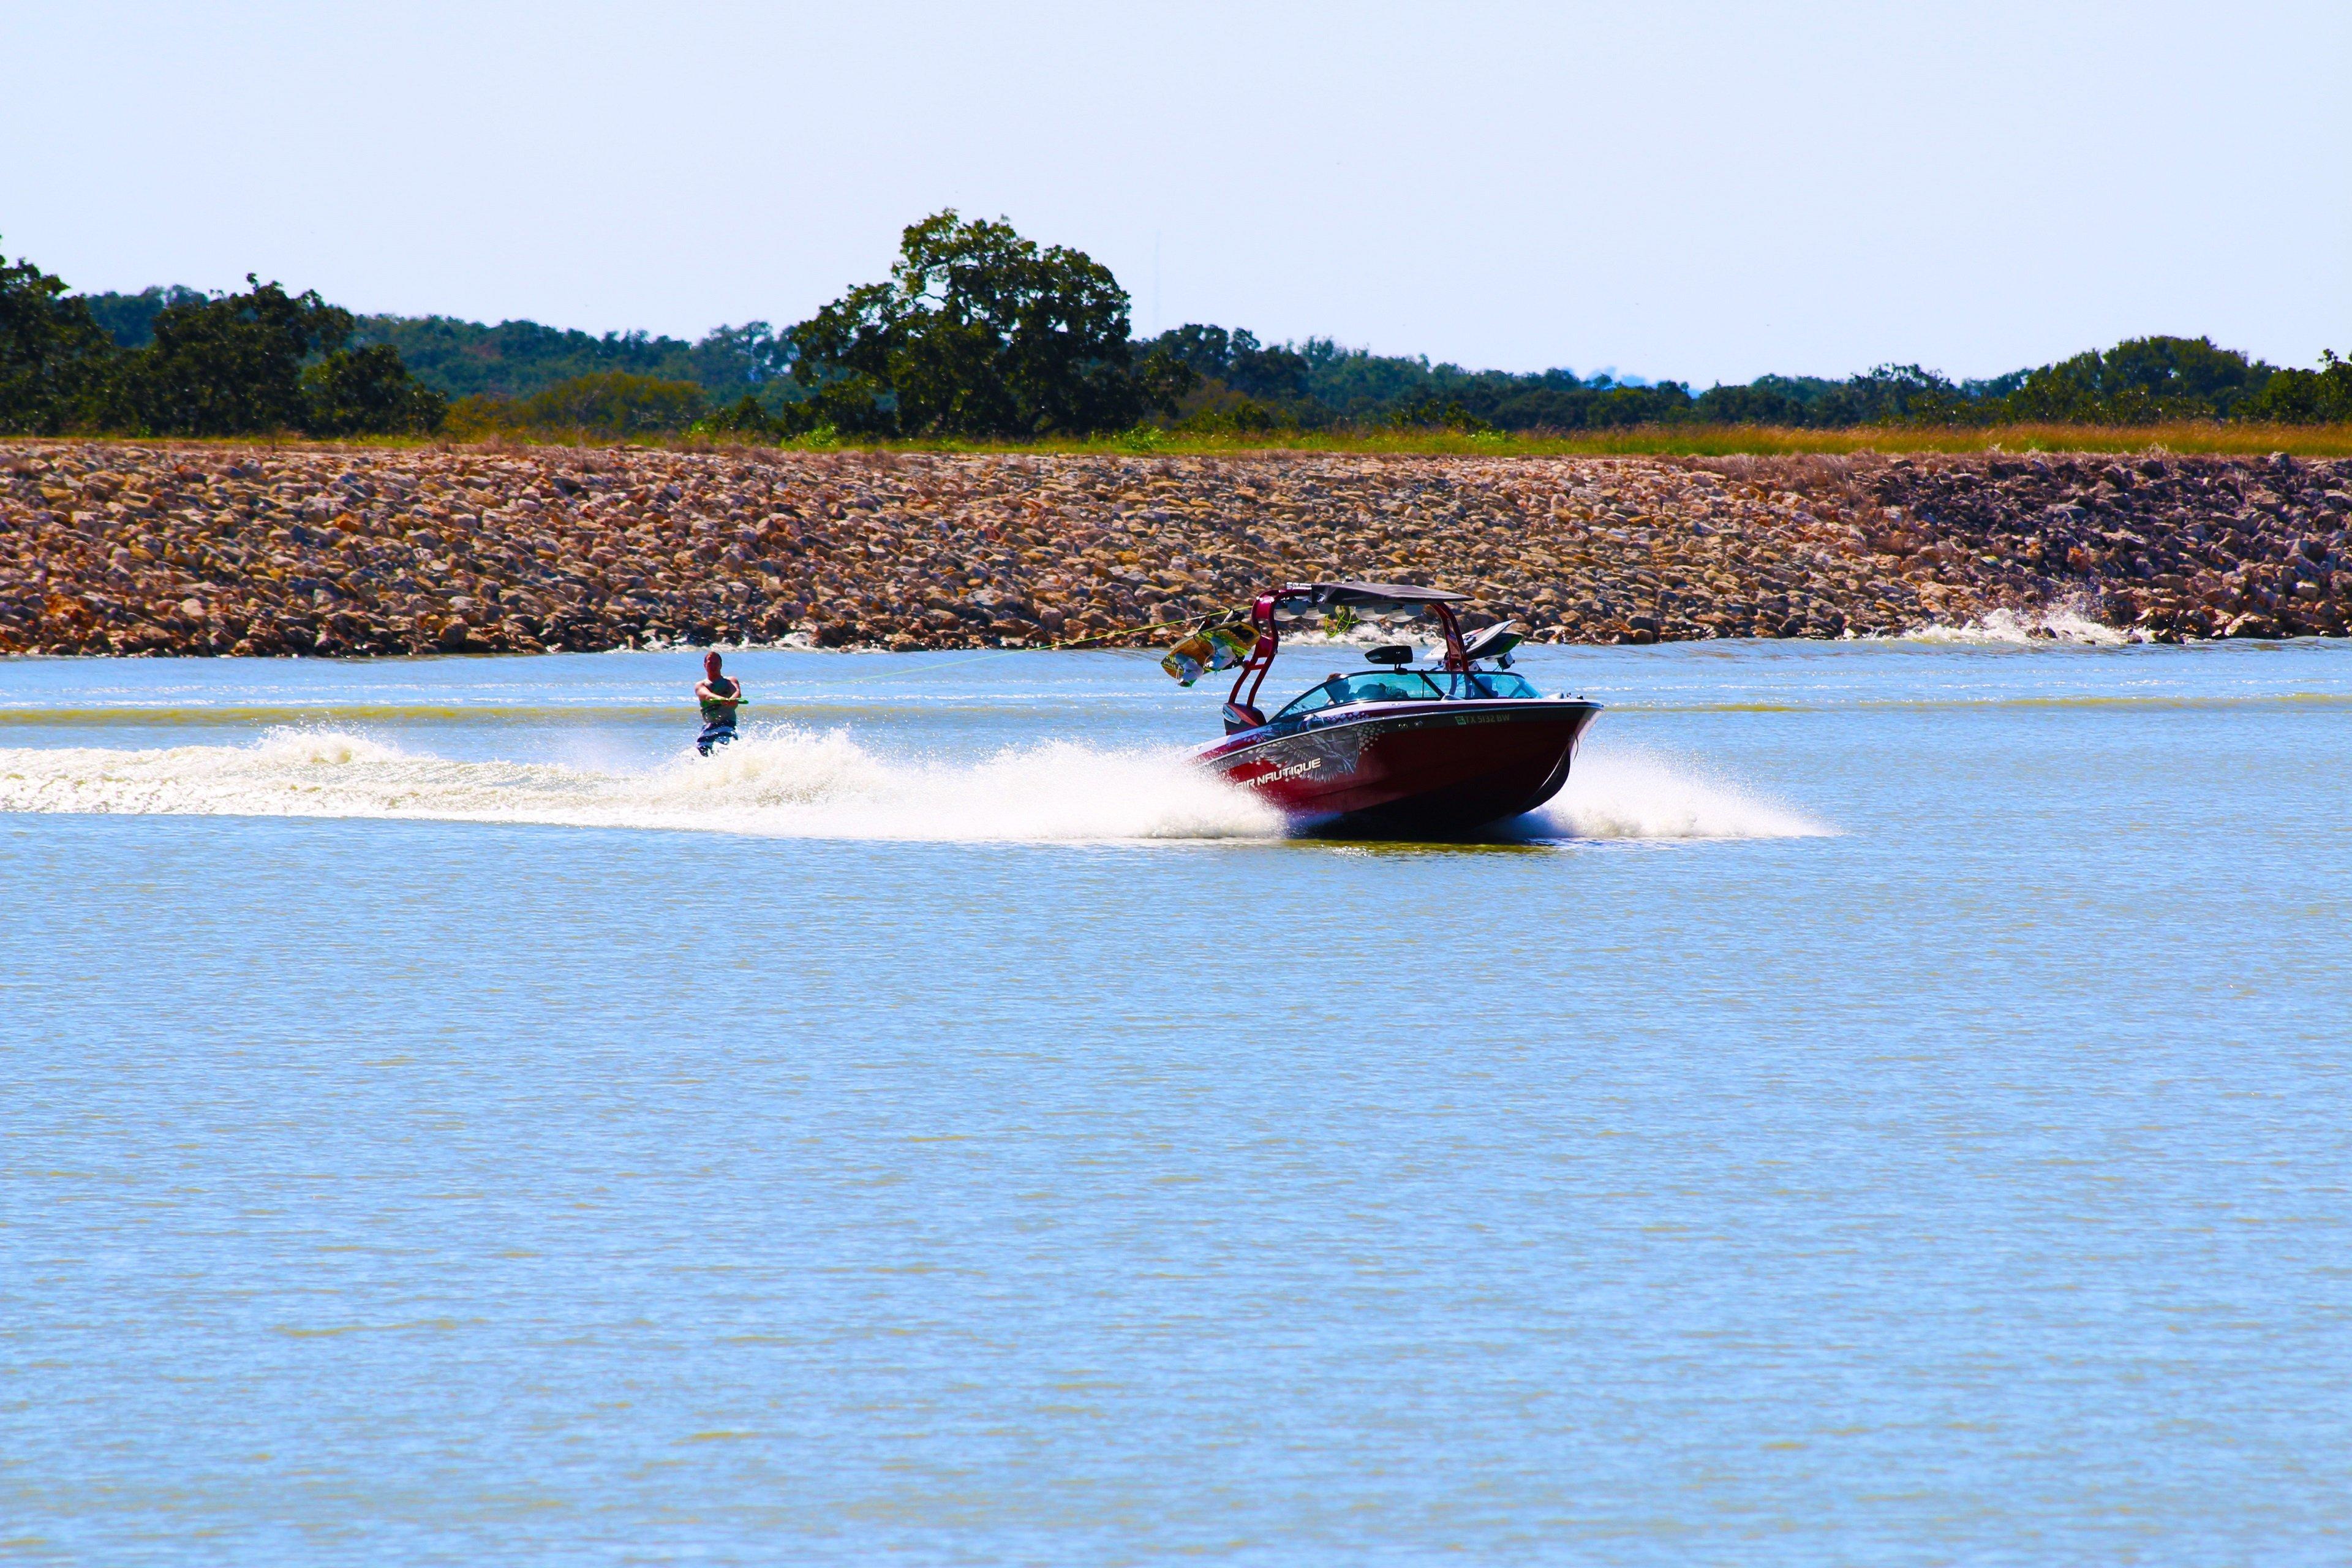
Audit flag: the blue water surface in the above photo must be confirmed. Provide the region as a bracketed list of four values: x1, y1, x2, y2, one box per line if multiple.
[2, 638, 2348, 1565]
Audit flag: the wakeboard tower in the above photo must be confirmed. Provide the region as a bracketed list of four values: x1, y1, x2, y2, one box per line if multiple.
[1163, 581, 1600, 837]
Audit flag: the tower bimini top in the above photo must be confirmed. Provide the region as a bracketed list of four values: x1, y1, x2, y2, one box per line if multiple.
[1273, 581, 1471, 612]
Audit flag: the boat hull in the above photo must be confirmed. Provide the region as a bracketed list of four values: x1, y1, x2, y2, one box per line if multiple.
[1199, 699, 1600, 837]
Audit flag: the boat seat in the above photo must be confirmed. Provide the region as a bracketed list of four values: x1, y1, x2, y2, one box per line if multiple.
[1223, 701, 1265, 734]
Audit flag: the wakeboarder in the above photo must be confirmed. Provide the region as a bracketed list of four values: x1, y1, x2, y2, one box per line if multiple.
[694, 650, 744, 755]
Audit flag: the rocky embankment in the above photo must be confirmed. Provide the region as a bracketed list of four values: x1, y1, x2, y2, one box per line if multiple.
[2, 442, 2348, 656]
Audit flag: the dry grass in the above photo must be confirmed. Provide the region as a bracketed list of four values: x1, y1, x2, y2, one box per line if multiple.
[1072, 422, 2352, 458]
[665, 420, 2352, 459]
[17, 421, 2352, 461]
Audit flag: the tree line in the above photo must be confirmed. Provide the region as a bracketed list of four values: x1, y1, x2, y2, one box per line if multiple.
[1, 253, 446, 438]
[7, 217, 2348, 441]
[1139, 324, 2352, 432]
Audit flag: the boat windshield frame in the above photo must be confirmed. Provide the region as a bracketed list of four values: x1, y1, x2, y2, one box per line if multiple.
[1271, 666, 1544, 720]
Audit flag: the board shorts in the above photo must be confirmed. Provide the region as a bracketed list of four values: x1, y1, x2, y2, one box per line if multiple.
[696, 721, 737, 756]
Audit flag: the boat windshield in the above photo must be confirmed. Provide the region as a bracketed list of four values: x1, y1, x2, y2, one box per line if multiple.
[1276, 671, 1443, 717]
[1272, 667, 1544, 718]
[1438, 669, 1543, 699]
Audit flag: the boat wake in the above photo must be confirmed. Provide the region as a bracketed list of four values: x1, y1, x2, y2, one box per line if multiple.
[0, 729, 1827, 845]
[0, 726, 1282, 843]
[1526, 747, 1832, 841]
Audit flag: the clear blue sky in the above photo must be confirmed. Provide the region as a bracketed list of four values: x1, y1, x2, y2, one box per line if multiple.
[7, 0, 2347, 385]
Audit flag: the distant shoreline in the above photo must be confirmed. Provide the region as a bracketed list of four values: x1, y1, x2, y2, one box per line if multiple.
[12, 420, 2352, 459]
[4, 440, 2346, 657]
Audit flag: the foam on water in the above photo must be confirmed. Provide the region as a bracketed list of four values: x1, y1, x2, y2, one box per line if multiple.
[1904, 599, 2139, 647]
[1528, 746, 1831, 840]
[0, 726, 1828, 845]
[0, 725, 1284, 843]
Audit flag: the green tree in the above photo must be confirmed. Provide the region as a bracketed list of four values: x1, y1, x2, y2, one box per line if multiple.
[2000, 335, 2272, 422]
[2247, 350, 2352, 423]
[353, 314, 707, 399]
[695, 393, 781, 438]
[78, 285, 208, 347]
[1145, 325, 1306, 403]
[1389, 396, 1496, 433]
[687, 321, 794, 394]
[788, 210, 1187, 437]
[118, 276, 354, 435]
[0, 242, 118, 434]
[301, 344, 447, 436]
[513, 371, 707, 434]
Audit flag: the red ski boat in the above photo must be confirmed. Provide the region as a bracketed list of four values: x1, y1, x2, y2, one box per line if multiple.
[1188, 582, 1601, 837]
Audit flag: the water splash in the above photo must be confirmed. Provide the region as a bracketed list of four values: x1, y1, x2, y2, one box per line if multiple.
[1904, 599, 2141, 647]
[1524, 747, 1832, 840]
[0, 725, 1283, 843]
[1, 727, 1828, 845]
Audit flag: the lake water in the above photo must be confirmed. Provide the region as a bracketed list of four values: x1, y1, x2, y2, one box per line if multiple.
[4, 635, 2349, 1565]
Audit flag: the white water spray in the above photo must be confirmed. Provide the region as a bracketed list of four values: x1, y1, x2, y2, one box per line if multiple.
[1904, 598, 2141, 646]
[0, 726, 1280, 843]
[0, 727, 1829, 844]
[1526, 746, 1831, 840]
